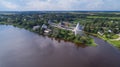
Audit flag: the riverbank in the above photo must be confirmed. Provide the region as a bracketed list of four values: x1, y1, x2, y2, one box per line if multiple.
[86, 32, 120, 49]
[0, 22, 97, 47]
[98, 35, 120, 49]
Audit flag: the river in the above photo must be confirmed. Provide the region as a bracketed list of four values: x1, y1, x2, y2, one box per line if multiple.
[0, 25, 120, 67]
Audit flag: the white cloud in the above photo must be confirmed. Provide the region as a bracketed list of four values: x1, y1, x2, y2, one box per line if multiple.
[22, 0, 105, 11]
[0, 0, 120, 11]
[22, 0, 72, 10]
[1, 1, 19, 9]
[79, 0, 104, 10]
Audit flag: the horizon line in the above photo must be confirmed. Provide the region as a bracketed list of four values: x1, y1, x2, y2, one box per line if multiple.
[0, 10, 120, 12]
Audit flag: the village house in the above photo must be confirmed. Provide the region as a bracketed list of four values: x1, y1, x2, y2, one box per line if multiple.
[58, 21, 70, 28]
[41, 24, 51, 33]
[98, 31, 104, 36]
[41, 24, 47, 30]
[32, 25, 40, 31]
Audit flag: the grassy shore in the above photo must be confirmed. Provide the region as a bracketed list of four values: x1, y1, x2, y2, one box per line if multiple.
[98, 35, 120, 49]
[85, 32, 120, 49]
[87, 16, 120, 20]
[86, 39, 97, 46]
[109, 41, 120, 48]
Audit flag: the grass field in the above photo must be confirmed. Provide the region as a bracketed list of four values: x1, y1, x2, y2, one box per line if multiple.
[109, 40, 120, 48]
[87, 39, 97, 46]
[87, 16, 120, 20]
[98, 35, 120, 49]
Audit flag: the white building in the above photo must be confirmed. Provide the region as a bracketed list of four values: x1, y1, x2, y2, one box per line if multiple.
[48, 20, 52, 25]
[58, 22, 65, 27]
[98, 31, 104, 36]
[44, 29, 51, 33]
[73, 23, 84, 36]
[108, 30, 112, 33]
[33, 25, 40, 31]
[41, 24, 47, 29]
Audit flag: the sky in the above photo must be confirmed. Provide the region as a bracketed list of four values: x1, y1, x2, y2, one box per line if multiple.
[0, 0, 120, 11]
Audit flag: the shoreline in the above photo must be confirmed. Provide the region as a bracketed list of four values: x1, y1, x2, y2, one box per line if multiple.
[85, 32, 120, 49]
[0, 23, 97, 47]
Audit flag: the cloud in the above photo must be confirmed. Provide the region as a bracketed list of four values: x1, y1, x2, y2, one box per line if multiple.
[22, 0, 72, 10]
[1, 0, 19, 10]
[0, 0, 120, 11]
[21, 0, 104, 11]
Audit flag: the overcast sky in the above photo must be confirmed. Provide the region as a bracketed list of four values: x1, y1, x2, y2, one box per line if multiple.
[0, 0, 120, 11]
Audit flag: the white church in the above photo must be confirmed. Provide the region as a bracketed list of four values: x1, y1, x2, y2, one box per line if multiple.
[73, 23, 84, 36]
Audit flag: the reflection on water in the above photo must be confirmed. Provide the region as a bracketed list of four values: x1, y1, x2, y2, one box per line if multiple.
[0, 25, 120, 67]
[49, 37, 87, 48]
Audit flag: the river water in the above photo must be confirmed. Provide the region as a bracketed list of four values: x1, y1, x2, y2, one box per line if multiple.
[0, 25, 120, 67]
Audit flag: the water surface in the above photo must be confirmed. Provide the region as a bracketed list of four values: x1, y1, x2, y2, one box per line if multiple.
[0, 25, 120, 67]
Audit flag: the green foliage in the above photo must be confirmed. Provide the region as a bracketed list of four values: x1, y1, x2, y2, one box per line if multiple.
[110, 41, 120, 48]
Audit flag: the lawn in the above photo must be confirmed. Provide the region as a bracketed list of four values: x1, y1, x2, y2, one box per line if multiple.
[87, 39, 97, 46]
[111, 34, 119, 39]
[98, 34, 120, 49]
[87, 16, 120, 20]
[109, 40, 120, 48]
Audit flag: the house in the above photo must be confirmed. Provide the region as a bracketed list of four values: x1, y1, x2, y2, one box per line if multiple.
[44, 29, 51, 33]
[98, 31, 104, 36]
[33, 25, 40, 31]
[58, 22, 65, 27]
[73, 23, 84, 36]
[58, 21, 70, 28]
[108, 30, 112, 33]
[48, 20, 52, 25]
[41, 24, 47, 30]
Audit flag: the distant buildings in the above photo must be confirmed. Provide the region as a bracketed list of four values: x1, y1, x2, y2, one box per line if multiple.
[73, 23, 84, 36]
[58, 21, 70, 28]
[98, 29, 112, 36]
[7, 18, 14, 23]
